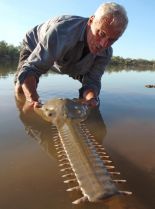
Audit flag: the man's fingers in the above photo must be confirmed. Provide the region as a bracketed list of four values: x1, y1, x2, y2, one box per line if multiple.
[34, 101, 42, 108]
[84, 98, 99, 108]
[22, 100, 42, 113]
[22, 101, 34, 113]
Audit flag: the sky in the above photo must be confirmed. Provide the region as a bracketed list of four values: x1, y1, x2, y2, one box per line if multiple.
[0, 0, 154, 60]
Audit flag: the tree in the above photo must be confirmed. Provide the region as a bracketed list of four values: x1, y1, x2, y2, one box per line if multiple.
[0, 40, 19, 62]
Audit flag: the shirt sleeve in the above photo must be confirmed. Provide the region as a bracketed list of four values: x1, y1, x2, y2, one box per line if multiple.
[17, 24, 66, 85]
[79, 47, 113, 98]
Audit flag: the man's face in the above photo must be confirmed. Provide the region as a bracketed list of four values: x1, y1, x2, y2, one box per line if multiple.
[87, 15, 123, 54]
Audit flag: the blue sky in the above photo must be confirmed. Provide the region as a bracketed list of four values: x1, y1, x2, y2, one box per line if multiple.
[0, 0, 154, 60]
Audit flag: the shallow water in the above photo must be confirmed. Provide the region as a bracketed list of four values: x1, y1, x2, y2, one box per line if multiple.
[0, 67, 155, 209]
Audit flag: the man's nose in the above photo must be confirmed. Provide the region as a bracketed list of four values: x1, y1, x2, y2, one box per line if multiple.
[100, 38, 110, 48]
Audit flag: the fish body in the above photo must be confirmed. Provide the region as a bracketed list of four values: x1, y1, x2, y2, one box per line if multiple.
[35, 98, 131, 203]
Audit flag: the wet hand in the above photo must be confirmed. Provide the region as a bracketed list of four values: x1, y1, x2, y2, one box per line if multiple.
[15, 75, 42, 112]
[15, 93, 42, 113]
[82, 89, 99, 107]
[22, 99, 42, 113]
[84, 98, 99, 108]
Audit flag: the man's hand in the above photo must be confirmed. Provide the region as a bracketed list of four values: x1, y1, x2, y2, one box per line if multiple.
[85, 97, 99, 107]
[82, 89, 99, 107]
[15, 75, 41, 112]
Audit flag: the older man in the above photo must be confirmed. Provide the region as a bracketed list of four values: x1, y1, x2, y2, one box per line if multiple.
[15, 2, 128, 108]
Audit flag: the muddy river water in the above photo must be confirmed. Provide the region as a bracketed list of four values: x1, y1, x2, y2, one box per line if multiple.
[0, 67, 155, 209]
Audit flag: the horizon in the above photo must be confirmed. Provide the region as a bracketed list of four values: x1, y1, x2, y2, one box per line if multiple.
[0, 0, 154, 60]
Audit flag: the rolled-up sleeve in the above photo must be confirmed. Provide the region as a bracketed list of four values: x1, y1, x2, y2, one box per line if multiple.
[79, 47, 113, 97]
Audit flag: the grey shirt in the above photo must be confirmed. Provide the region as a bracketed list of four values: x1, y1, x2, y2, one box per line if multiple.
[17, 15, 112, 96]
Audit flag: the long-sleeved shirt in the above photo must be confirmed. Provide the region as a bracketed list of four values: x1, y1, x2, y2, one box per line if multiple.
[17, 15, 113, 96]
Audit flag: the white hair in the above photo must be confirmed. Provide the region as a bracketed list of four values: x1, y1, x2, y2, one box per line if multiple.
[94, 2, 128, 33]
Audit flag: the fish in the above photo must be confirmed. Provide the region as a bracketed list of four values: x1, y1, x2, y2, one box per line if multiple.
[35, 98, 132, 204]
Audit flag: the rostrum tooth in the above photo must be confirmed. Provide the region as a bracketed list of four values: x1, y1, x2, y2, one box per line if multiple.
[103, 160, 112, 163]
[109, 172, 120, 175]
[66, 186, 80, 191]
[119, 191, 132, 195]
[96, 146, 105, 149]
[100, 155, 110, 159]
[54, 143, 62, 147]
[53, 138, 59, 142]
[57, 150, 65, 154]
[64, 178, 77, 183]
[93, 142, 99, 145]
[106, 165, 115, 169]
[53, 136, 59, 139]
[62, 173, 74, 178]
[51, 129, 57, 131]
[98, 152, 107, 155]
[96, 144, 103, 147]
[59, 162, 70, 167]
[55, 147, 63, 151]
[58, 154, 66, 158]
[72, 196, 88, 204]
[113, 179, 126, 183]
[60, 167, 72, 172]
[59, 158, 68, 162]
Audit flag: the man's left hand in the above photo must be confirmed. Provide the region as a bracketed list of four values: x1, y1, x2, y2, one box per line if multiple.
[84, 97, 99, 107]
[82, 89, 99, 107]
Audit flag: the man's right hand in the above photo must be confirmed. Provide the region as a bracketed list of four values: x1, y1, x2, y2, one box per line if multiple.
[15, 75, 41, 111]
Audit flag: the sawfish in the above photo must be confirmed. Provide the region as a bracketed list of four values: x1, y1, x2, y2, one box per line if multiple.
[35, 98, 131, 204]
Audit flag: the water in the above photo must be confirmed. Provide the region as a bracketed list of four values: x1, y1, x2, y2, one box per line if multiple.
[0, 67, 155, 209]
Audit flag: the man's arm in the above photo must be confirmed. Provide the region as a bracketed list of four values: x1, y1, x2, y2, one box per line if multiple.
[81, 47, 113, 107]
[15, 25, 62, 106]
[15, 75, 40, 108]
[21, 75, 39, 103]
[15, 19, 77, 106]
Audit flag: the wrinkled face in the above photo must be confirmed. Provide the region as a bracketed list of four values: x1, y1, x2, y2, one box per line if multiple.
[87, 15, 123, 54]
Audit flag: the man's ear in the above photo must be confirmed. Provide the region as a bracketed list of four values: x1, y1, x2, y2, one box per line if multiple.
[88, 15, 95, 26]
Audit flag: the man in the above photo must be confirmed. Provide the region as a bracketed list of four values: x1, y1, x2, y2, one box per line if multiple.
[15, 2, 128, 108]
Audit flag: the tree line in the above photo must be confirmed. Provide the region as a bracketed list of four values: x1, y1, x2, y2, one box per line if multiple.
[110, 56, 155, 69]
[0, 41, 20, 63]
[0, 40, 155, 69]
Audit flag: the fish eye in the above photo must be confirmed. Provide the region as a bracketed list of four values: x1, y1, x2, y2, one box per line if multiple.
[48, 113, 53, 117]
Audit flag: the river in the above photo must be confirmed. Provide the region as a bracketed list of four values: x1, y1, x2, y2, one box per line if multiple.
[0, 66, 155, 209]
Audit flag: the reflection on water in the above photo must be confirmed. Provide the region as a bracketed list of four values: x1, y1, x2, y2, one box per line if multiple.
[16, 98, 58, 159]
[0, 66, 155, 209]
[15, 97, 107, 159]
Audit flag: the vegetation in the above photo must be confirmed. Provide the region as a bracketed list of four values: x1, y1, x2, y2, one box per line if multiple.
[0, 41, 20, 63]
[110, 56, 155, 70]
[0, 40, 155, 70]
